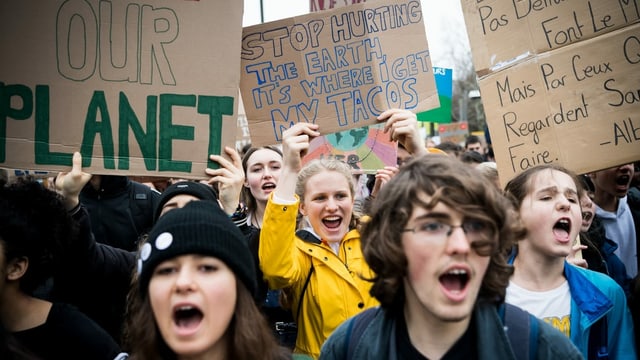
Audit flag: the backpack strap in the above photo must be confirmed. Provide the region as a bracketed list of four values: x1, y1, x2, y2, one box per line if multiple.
[344, 307, 378, 359]
[501, 303, 538, 360]
[588, 317, 609, 359]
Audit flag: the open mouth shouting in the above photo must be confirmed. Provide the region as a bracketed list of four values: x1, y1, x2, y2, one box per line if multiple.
[173, 304, 203, 336]
[322, 215, 343, 230]
[261, 181, 276, 193]
[553, 217, 572, 243]
[615, 174, 631, 193]
[439, 267, 470, 302]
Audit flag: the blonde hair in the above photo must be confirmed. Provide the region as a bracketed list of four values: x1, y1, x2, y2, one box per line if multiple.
[295, 159, 360, 229]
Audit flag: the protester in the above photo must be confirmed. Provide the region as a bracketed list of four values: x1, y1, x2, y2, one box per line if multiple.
[259, 109, 428, 358]
[589, 163, 638, 279]
[237, 145, 303, 347]
[320, 155, 582, 359]
[49, 153, 137, 344]
[587, 164, 640, 353]
[240, 146, 284, 231]
[505, 164, 637, 359]
[80, 175, 160, 251]
[0, 178, 126, 360]
[125, 200, 289, 359]
[578, 187, 631, 294]
[464, 134, 485, 156]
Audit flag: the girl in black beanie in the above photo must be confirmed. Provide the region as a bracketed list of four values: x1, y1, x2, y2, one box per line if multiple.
[125, 201, 291, 360]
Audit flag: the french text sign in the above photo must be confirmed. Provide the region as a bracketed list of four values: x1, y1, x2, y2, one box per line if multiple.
[0, 1, 243, 179]
[461, 0, 640, 184]
[240, 0, 439, 146]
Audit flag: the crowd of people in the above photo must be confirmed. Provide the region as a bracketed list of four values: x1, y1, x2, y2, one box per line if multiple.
[1, 108, 638, 359]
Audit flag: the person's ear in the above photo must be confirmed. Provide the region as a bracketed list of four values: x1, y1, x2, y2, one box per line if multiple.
[6, 257, 28, 281]
[299, 202, 307, 216]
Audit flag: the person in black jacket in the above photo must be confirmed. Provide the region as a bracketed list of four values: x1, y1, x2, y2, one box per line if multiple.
[80, 174, 160, 251]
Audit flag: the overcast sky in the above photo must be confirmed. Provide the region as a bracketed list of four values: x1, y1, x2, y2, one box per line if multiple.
[242, 0, 471, 72]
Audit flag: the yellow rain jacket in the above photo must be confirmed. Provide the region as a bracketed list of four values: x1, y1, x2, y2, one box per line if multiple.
[259, 194, 378, 359]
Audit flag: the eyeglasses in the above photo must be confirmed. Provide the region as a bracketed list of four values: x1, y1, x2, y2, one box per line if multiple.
[402, 219, 496, 256]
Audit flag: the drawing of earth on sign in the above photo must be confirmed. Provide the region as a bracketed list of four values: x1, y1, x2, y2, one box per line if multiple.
[328, 127, 369, 150]
[302, 124, 397, 173]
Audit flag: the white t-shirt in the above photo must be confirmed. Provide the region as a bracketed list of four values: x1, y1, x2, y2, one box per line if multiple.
[506, 280, 572, 337]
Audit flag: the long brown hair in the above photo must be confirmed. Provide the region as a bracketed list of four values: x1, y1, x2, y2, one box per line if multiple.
[123, 269, 289, 359]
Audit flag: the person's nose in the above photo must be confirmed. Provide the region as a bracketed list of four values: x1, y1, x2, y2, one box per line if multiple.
[175, 268, 196, 293]
[325, 197, 338, 211]
[619, 163, 634, 173]
[445, 226, 470, 255]
[557, 197, 571, 212]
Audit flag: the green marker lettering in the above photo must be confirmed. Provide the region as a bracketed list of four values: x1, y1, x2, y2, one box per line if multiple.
[81, 91, 115, 169]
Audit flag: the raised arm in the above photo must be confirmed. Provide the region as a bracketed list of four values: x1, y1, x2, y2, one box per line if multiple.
[274, 122, 320, 201]
[259, 123, 319, 289]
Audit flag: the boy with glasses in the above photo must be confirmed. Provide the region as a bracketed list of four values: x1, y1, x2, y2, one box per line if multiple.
[320, 155, 581, 359]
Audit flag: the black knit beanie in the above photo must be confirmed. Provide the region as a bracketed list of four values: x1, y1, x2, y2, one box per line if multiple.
[138, 200, 256, 297]
[154, 181, 219, 220]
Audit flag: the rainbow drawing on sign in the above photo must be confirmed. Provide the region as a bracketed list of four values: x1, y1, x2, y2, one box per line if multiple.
[303, 124, 397, 173]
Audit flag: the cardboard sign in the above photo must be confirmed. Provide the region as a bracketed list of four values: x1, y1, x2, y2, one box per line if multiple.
[240, 0, 439, 146]
[301, 124, 397, 173]
[0, 1, 243, 179]
[461, 0, 640, 184]
[438, 122, 469, 145]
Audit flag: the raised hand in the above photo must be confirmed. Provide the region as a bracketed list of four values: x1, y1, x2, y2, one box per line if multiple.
[377, 108, 426, 157]
[281, 123, 320, 172]
[204, 146, 245, 215]
[370, 166, 400, 198]
[55, 152, 92, 210]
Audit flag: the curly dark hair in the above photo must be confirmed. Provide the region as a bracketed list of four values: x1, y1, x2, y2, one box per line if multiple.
[0, 178, 76, 294]
[360, 155, 526, 308]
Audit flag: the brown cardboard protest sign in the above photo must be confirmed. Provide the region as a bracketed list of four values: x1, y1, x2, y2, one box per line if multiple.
[461, 0, 640, 184]
[240, 0, 439, 146]
[0, 1, 243, 179]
